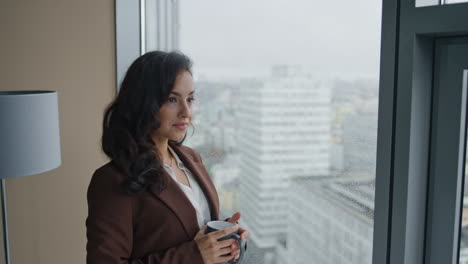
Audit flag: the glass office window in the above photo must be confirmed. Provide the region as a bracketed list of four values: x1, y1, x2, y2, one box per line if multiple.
[416, 0, 468, 6]
[460, 70, 468, 264]
[177, 0, 381, 263]
[416, 0, 439, 7]
[446, 0, 468, 3]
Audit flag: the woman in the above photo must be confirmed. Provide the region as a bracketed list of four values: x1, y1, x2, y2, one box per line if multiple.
[86, 51, 249, 264]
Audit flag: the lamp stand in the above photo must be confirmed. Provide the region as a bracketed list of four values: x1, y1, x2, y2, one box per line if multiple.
[1, 179, 10, 264]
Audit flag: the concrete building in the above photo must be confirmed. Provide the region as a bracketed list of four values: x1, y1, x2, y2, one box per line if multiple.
[459, 199, 468, 263]
[330, 79, 379, 174]
[286, 175, 374, 264]
[342, 111, 378, 175]
[186, 80, 239, 154]
[211, 154, 241, 216]
[237, 66, 331, 261]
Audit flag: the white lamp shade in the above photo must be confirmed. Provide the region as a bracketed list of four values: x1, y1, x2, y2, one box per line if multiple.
[0, 91, 61, 178]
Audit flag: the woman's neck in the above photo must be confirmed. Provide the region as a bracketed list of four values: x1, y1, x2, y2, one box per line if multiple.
[153, 138, 171, 164]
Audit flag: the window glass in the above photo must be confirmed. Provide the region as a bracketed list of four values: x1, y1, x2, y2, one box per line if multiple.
[416, 0, 468, 7]
[446, 0, 468, 3]
[416, 0, 439, 7]
[179, 1, 381, 263]
[459, 70, 468, 264]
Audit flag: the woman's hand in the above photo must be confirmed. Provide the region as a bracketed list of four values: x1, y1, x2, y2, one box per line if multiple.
[226, 212, 250, 260]
[194, 225, 240, 264]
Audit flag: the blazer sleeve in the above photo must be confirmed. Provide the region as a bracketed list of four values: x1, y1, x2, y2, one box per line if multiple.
[86, 167, 205, 264]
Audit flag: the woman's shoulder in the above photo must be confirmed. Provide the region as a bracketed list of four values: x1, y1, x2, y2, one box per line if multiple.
[93, 161, 125, 180]
[88, 161, 127, 195]
[87, 161, 134, 215]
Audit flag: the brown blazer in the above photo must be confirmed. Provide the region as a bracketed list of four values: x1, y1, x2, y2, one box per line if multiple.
[86, 142, 220, 264]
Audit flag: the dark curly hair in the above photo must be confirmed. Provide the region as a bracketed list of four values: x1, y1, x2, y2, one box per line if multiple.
[102, 51, 193, 195]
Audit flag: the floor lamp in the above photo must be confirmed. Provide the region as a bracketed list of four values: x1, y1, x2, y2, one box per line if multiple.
[0, 91, 61, 264]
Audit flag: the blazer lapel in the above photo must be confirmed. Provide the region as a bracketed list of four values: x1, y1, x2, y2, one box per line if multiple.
[170, 143, 220, 221]
[149, 170, 200, 239]
[148, 143, 220, 240]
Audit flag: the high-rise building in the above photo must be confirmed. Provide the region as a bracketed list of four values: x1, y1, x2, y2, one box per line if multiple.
[342, 111, 378, 175]
[211, 154, 241, 217]
[329, 79, 378, 174]
[287, 175, 374, 264]
[459, 199, 468, 263]
[237, 66, 331, 259]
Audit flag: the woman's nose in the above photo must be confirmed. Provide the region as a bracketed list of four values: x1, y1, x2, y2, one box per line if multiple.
[179, 101, 191, 118]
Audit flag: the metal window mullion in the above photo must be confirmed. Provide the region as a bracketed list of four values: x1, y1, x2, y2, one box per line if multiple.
[388, 35, 433, 264]
[156, 0, 160, 49]
[409, 4, 468, 35]
[372, 0, 400, 263]
[140, 0, 146, 54]
[172, 0, 179, 50]
[115, 0, 142, 92]
[165, 0, 169, 50]
[425, 38, 468, 264]
[383, 2, 435, 264]
[383, 0, 468, 263]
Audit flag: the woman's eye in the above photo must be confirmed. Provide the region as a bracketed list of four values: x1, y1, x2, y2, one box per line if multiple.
[168, 97, 177, 103]
[188, 97, 196, 103]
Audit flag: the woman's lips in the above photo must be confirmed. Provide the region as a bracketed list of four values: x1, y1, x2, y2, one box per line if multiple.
[173, 123, 188, 130]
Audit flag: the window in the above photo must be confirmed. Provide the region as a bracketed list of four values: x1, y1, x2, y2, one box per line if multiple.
[179, 1, 381, 263]
[372, 2, 468, 264]
[416, 0, 468, 7]
[115, 0, 468, 263]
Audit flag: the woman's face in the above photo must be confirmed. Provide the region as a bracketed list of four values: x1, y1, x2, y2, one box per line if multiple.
[154, 70, 195, 143]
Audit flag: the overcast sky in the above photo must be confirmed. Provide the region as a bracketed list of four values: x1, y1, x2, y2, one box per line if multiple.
[179, 0, 382, 80]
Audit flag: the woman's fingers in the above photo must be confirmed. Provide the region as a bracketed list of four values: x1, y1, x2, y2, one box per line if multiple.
[200, 225, 207, 233]
[196, 229, 241, 264]
[196, 225, 244, 264]
[230, 242, 236, 250]
[209, 225, 239, 240]
[211, 246, 237, 263]
[217, 238, 236, 249]
[239, 229, 250, 240]
[227, 212, 241, 223]
[194, 225, 207, 240]
[217, 253, 237, 263]
[220, 246, 235, 256]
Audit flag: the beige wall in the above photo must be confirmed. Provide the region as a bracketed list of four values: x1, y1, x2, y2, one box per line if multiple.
[0, 1, 115, 263]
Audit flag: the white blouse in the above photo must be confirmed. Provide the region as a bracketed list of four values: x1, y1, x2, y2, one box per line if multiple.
[162, 146, 212, 228]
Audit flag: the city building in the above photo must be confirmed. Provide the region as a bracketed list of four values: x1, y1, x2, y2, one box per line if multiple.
[459, 198, 468, 263]
[210, 154, 241, 217]
[237, 66, 331, 260]
[287, 175, 374, 264]
[342, 111, 378, 175]
[330, 79, 378, 174]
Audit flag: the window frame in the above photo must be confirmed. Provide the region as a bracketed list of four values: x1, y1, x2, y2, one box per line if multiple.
[114, 0, 179, 92]
[115, 0, 468, 263]
[115, 0, 143, 92]
[373, 1, 468, 264]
